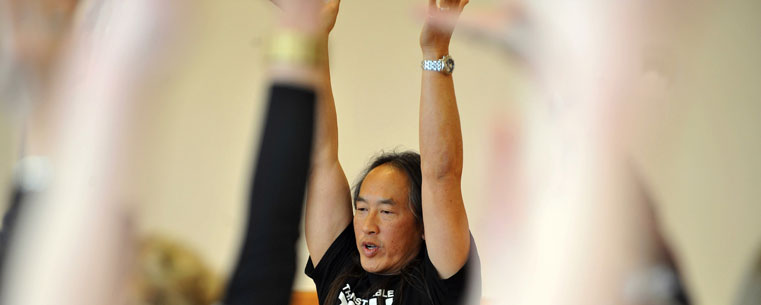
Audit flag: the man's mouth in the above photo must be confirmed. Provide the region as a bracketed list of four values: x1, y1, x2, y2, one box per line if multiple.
[362, 242, 379, 257]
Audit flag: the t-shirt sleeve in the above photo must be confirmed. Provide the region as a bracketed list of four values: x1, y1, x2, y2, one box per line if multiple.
[305, 223, 356, 299]
[423, 233, 482, 305]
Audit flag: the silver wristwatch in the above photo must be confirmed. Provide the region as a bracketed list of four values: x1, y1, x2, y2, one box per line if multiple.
[421, 54, 455, 74]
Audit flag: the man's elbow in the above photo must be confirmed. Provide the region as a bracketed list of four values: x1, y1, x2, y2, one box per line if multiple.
[421, 157, 463, 181]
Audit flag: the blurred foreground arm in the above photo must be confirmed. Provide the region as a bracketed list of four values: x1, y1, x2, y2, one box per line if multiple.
[223, 1, 324, 304]
[0, 1, 177, 305]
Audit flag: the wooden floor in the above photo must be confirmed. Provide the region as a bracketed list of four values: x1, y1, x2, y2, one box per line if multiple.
[290, 291, 319, 305]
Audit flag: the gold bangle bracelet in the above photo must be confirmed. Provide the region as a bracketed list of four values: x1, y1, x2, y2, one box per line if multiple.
[267, 30, 320, 66]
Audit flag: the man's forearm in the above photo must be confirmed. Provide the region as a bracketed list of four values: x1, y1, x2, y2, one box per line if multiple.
[419, 53, 463, 179]
[311, 35, 340, 165]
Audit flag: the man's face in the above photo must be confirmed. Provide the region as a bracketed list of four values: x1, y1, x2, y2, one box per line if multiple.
[354, 164, 423, 275]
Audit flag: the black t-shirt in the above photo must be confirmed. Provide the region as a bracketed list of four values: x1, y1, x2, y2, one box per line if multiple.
[306, 224, 481, 305]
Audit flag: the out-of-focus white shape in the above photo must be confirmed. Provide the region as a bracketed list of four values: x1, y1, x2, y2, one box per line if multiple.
[478, 1, 661, 305]
[13, 156, 54, 193]
[1, 0, 181, 305]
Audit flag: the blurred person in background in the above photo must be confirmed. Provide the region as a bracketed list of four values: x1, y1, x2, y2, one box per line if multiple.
[2, 0, 329, 304]
[0, 0, 188, 304]
[428, 1, 695, 304]
[133, 236, 223, 305]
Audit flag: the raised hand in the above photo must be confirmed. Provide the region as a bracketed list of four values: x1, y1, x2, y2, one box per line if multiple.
[420, 0, 469, 56]
[320, 0, 341, 35]
[422, 1, 529, 61]
[270, 0, 341, 35]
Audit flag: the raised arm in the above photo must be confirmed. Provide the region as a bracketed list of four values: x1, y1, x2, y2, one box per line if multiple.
[304, 0, 354, 266]
[419, 0, 471, 279]
[224, 1, 324, 303]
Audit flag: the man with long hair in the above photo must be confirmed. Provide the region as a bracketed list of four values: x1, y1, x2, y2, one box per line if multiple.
[304, 0, 480, 304]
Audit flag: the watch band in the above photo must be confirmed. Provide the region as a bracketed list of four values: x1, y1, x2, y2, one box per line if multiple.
[421, 54, 454, 74]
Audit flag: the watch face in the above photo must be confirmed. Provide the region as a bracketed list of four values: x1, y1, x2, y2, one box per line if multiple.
[445, 58, 455, 73]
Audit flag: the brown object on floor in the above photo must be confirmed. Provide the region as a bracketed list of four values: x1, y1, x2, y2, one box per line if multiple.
[133, 236, 223, 305]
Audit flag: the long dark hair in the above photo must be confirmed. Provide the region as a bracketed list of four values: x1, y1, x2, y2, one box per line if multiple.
[324, 151, 433, 305]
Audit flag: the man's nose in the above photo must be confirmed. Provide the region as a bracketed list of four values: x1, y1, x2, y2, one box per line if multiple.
[361, 212, 379, 235]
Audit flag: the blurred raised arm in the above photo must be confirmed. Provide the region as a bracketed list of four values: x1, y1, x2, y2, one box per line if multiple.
[224, 1, 325, 304]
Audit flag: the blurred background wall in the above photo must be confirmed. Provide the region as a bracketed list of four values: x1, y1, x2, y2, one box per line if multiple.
[0, 0, 759, 304]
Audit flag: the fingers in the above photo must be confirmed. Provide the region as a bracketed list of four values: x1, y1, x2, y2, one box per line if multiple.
[426, 5, 512, 40]
[441, 0, 459, 9]
[434, 6, 531, 63]
[327, 0, 341, 12]
[433, 0, 466, 13]
[459, 0, 470, 10]
[447, 1, 522, 36]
